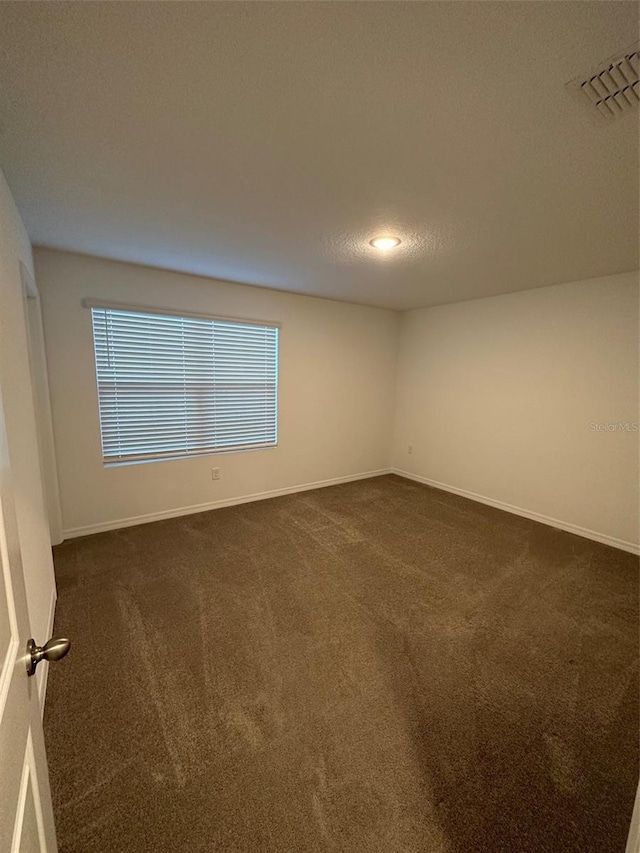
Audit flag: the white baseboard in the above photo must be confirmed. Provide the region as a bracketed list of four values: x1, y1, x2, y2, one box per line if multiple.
[37, 586, 57, 717]
[61, 465, 639, 554]
[626, 783, 640, 853]
[392, 469, 640, 556]
[62, 469, 392, 539]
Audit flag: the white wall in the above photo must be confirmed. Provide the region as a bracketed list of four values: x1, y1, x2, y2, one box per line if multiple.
[0, 172, 57, 682]
[392, 272, 640, 551]
[34, 249, 399, 536]
[34, 248, 639, 551]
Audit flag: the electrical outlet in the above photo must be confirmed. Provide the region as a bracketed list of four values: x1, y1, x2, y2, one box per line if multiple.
[211, 468, 220, 481]
[408, 445, 414, 455]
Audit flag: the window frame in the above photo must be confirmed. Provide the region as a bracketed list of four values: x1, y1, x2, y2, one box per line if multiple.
[84, 299, 280, 466]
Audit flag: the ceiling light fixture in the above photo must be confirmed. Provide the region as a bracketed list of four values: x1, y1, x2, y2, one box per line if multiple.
[369, 236, 401, 250]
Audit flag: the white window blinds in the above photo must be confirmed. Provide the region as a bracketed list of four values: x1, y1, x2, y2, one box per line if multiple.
[90, 306, 278, 463]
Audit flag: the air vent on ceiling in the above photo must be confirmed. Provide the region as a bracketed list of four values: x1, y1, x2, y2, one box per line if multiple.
[574, 49, 639, 118]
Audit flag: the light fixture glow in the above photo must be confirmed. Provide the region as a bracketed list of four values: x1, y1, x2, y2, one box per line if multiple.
[369, 236, 401, 250]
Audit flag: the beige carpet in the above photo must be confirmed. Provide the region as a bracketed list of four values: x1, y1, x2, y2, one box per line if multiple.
[44, 474, 639, 852]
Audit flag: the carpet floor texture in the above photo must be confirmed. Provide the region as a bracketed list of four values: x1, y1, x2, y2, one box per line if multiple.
[44, 475, 638, 853]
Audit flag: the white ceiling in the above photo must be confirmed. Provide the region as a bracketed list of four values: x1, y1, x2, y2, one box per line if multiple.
[0, 2, 638, 311]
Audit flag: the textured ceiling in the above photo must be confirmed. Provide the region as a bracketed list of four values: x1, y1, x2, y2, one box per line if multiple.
[0, 2, 638, 310]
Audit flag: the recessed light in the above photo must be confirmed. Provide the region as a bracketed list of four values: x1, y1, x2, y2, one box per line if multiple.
[369, 236, 401, 250]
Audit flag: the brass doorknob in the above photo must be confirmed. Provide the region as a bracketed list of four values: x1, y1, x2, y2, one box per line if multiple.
[26, 637, 71, 676]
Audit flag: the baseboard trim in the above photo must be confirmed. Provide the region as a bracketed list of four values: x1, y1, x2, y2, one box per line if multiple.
[392, 469, 640, 556]
[62, 469, 392, 539]
[38, 586, 57, 717]
[625, 783, 640, 853]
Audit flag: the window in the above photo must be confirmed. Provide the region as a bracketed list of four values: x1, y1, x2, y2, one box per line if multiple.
[89, 304, 278, 464]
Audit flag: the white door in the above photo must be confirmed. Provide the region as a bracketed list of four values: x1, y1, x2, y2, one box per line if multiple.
[0, 386, 57, 852]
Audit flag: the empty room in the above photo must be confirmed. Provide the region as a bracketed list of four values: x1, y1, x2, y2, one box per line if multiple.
[0, 2, 638, 852]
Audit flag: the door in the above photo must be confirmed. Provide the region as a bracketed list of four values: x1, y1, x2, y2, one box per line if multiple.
[0, 386, 57, 852]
